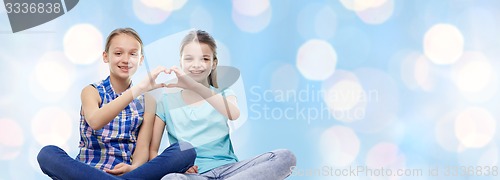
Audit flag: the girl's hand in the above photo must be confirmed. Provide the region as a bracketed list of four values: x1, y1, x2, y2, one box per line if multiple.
[165, 66, 200, 90]
[133, 66, 168, 96]
[185, 165, 199, 174]
[105, 163, 135, 176]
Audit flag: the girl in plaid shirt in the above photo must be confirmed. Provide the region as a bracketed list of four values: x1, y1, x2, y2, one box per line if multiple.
[37, 28, 196, 180]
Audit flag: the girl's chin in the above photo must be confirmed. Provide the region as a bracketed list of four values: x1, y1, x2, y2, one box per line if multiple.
[190, 75, 206, 81]
[194, 79, 210, 86]
[113, 74, 132, 80]
[112, 71, 135, 79]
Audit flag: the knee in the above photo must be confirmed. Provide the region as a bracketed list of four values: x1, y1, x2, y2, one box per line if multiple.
[178, 141, 194, 152]
[178, 141, 196, 161]
[161, 173, 189, 180]
[273, 149, 296, 167]
[168, 142, 196, 166]
[37, 145, 61, 165]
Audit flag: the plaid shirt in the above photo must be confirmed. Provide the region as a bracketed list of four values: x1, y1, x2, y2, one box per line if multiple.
[76, 76, 144, 170]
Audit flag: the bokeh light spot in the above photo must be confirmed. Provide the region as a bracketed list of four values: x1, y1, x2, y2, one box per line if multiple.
[365, 142, 406, 177]
[455, 60, 491, 92]
[356, 0, 394, 25]
[454, 107, 495, 148]
[452, 51, 493, 93]
[340, 0, 388, 12]
[34, 52, 75, 94]
[296, 39, 337, 81]
[133, 0, 171, 24]
[325, 79, 363, 112]
[232, 0, 270, 17]
[0, 118, 24, 160]
[323, 70, 366, 123]
[63, 24, 103, 65]
[31, 107, 73, 147]
[423, 24, 464, 65]
[232, 3, 272, 33]
[140, 0, 187, 12]
[320, 126, 360, 167]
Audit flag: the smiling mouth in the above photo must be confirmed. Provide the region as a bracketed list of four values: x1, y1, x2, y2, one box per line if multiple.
[118, 66, 131, 71]
[190, 71, 204, 74]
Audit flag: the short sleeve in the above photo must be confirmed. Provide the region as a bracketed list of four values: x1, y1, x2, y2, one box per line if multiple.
[155, 95, 168, 123]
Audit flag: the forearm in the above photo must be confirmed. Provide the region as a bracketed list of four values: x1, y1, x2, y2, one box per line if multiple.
[88, 66, 167, 130]
[131, 147, 149, 168]
[149, 116, 166, 160]
[192, 83, 240, 120]
[87, 86, 145, 130]
[149, 149, 159, 160]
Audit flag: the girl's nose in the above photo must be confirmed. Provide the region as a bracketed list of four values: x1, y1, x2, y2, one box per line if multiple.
[192, 59, 202, 67]
[122, 54, 132, 63]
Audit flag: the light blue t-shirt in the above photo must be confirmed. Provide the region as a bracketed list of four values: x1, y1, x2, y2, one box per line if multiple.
[156, 87, 238, 173]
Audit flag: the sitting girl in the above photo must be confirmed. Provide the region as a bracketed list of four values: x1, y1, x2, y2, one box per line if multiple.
[150, 30, 296, 179]
[37, 27, 196, 180]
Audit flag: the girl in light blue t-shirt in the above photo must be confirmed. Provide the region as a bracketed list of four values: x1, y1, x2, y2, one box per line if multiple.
[150, 30, 296, 180]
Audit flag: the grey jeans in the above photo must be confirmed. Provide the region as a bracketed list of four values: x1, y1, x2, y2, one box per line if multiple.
[162, 149, 296, 180]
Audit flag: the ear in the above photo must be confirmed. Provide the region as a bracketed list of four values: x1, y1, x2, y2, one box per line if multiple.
[212, 58, 218, 70]
[103, 51, 109, 63]
[139, 55, 144, 66]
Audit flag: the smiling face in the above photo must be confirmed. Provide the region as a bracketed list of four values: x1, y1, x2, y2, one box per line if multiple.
[181, 42, 216, 86]
[103, 33, 143, 80]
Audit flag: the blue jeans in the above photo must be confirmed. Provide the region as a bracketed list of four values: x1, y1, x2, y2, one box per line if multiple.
[161, 149, 296, 180]
[37, 142, 196, 180]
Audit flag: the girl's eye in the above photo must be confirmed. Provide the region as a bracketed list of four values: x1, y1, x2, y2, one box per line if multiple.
[115, 52, 122, 56]
[131, 53, 138, 56]
[204, 58, 210, 61]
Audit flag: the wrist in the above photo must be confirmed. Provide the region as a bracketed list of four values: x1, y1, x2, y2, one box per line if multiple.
[130, 164, 139, 170]
[192, 83, 206, 93]
[130, 86, 145, 98]
[193, 83, 215, 98]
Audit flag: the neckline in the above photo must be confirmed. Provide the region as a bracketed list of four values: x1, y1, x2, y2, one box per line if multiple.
[179, 86, 217, 108]
[179, 90, 208, 109]
[105, 76, 132, 96]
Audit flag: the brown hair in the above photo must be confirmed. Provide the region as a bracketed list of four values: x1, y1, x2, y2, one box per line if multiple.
[180, 30, 219, 88]
[104, 27, 144, 56]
